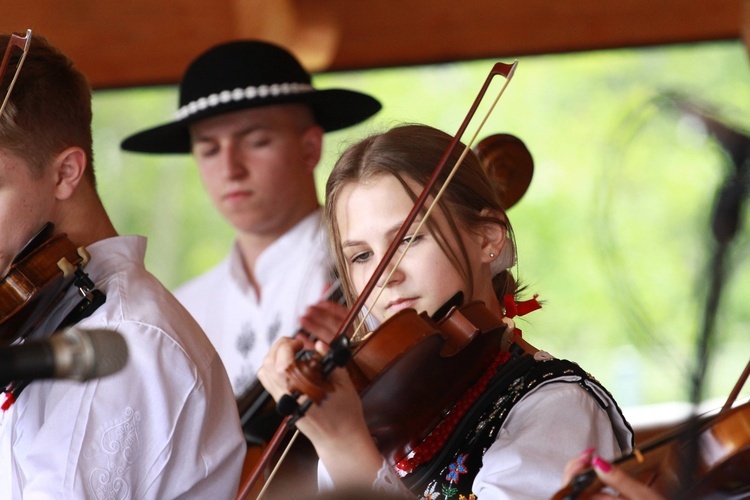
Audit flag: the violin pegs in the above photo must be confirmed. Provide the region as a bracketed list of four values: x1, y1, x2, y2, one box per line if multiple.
[57, 258, 75, 277]
[276, 392, 300, 417]
[325, 336, 352, 372]
[77, 247, 91, 265]
[296, 400, 313, 421]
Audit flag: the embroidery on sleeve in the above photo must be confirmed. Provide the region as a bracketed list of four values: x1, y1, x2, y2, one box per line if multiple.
[83, 406, 142, 499]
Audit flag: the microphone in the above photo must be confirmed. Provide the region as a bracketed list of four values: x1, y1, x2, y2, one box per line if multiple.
[0, 328, 129, 386]
[670, 95, 750, 170]
[667, 94, 750, 243]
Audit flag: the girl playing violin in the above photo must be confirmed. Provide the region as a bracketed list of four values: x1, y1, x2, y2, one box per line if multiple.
[259, 124, 634, 498]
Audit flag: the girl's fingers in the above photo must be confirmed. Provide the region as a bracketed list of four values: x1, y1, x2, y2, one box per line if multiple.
[591, 456, 665, 500]
[299, 300, 348, 343]
[258, 337, 305, 400]
[561, 447, 595, 486]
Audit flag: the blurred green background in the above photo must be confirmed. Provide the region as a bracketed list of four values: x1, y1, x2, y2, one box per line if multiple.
[92, 40, 750, 413]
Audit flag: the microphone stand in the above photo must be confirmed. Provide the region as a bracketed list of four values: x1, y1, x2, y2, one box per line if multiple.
[677, 102, 750, 496]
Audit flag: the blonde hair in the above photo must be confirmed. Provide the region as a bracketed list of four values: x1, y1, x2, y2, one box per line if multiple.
[324, 124, 518, 312]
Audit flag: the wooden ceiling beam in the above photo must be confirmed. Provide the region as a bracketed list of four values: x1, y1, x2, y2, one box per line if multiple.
[2, 0, 743, 89]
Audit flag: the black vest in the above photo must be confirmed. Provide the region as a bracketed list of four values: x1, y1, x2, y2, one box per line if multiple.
[400, 355, 633, 499]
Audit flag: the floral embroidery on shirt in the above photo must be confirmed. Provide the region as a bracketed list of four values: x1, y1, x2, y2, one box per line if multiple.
[266, 314, 281, 344]
[446, 454, 468, 484]
[439, 453, 468, 498]
[84, 406, 141, 499]
[423, 483, 440, 499]
[236, 322, 255, 357]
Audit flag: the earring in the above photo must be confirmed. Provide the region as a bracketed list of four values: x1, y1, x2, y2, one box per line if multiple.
[489, 252, 495, 258]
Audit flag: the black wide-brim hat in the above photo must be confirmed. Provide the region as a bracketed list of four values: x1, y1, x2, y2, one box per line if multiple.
[121, 40, 382, 154]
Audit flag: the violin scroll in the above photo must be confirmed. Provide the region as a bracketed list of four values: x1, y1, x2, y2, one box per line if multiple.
[473, 133, 533, 210]
[278, 335, 351, 422]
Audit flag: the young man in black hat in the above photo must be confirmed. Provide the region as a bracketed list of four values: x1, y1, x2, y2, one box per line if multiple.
[121, 41, 381, 397]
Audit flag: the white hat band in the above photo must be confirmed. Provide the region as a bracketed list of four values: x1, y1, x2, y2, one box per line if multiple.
[174, 82, 315, 120]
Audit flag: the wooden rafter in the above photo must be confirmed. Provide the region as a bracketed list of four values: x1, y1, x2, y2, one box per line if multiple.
[2, 0, 744, 89]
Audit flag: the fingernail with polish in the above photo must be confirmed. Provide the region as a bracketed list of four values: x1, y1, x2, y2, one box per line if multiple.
[592, 456, 612, 473]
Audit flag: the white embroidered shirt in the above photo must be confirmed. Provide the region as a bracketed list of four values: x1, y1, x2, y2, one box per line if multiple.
[175, 211, 332, 396]
[0, 236, 245, 499]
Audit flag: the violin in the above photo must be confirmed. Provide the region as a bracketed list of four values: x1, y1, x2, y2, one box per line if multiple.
[554, 360, 750, 499]
[237, 61, 521, 499]
[239, 295, 536, 499]
[346, 297, 509, 463]
[0, 224, 91, 347]
[554, 401, 750, 499]
[0, 223, 107, 406]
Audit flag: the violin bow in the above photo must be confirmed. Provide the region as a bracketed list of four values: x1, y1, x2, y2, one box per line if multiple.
[0, 29, 32, 117]
[721, 357, 750, 413]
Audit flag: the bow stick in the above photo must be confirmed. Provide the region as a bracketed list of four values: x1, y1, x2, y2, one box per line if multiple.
[0, 29, 32, 117]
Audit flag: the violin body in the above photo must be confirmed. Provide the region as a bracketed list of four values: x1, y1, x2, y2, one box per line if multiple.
[681, 402, 750, 498]
[346, 300, 507, 464]
[1, 229, 87, 346]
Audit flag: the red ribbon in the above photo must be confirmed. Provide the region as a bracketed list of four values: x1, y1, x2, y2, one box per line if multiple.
[503, 294, 541, 318]
[1, 390, 16, 411]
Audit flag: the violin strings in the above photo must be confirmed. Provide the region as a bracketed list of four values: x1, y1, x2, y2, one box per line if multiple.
[255, 429, 300, 500]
